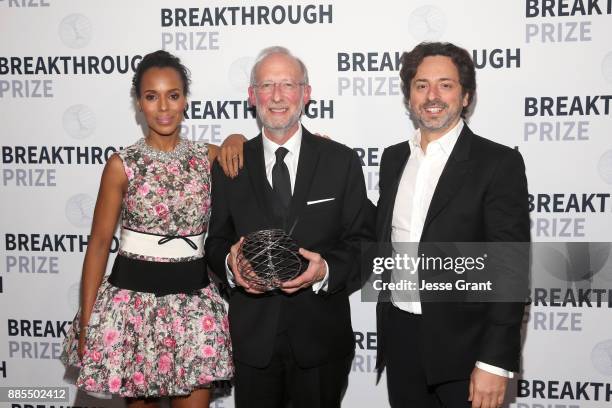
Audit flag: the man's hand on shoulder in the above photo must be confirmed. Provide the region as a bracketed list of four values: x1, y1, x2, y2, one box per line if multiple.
[469, 366, 508, 408]
[280, 248, 327, 294]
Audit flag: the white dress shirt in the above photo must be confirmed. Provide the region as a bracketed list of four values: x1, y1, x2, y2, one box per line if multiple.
[262, 126, 301, 194]
[225, 125, 329, 292]
[390, 120, 512, 378]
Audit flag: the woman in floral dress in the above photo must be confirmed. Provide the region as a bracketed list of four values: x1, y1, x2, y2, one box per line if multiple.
[62, 50, 243, 407]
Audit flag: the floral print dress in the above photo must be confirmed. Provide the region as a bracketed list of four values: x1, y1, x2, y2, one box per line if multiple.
[62, 138, 233, 397]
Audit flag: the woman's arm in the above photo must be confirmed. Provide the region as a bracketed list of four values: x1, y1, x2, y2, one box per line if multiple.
[78, 154, 127, 357]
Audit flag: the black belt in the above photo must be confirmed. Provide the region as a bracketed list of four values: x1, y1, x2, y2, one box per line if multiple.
[108, 254, 210, 296]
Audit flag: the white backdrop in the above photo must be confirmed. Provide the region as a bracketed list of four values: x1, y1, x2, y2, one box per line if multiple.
[1, 1, 612, 407]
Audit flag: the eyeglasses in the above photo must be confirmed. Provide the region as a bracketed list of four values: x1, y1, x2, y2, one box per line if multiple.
[253, 80, 305, 95]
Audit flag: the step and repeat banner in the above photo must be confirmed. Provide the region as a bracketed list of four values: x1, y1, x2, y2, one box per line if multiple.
[1, 1, 612, 407]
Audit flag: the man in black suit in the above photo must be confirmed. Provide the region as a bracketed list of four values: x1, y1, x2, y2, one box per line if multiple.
[375, 42, 530, 408]
[205, 46, 371, 408]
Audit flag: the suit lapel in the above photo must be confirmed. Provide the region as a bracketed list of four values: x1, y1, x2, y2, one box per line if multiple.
[380, 143, 410, 242]
[286, 128, 320, 233]
[244, 134, 275, 224]
[421, 125, 474, 237]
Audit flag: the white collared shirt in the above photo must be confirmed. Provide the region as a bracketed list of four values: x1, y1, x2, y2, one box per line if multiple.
[262, 126, 302, 193]
[390, 120, 512, 378]
[390, 120, 463, 313]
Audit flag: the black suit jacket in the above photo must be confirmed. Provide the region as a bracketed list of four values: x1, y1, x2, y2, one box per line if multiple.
[375, 124, 530, 385]
[205, 127, 371, 368]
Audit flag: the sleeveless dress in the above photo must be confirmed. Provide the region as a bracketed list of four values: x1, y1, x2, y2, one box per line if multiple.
[61, 138, 233, 398]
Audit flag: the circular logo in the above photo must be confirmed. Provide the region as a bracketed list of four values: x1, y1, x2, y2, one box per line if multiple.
[602, 51, 612, 84]
[228, 56, 254, 92]
[536, 242, 612, 282]
[591, 339, 612, 376]
[65, 194, 95, 228]
[58, 14, 92, 49]
[598, 149, 612, 185]
[67, 282, 80, 314]
[408, 6, 447, 42]
[62, 104, 96, 139]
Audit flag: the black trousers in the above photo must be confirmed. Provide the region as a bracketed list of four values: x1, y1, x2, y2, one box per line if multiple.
[234, 332, 353, 408]
[385, 304, 471, 408]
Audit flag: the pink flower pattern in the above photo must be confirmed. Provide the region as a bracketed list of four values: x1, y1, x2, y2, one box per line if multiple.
[118, 139, 211, 248]
[132, 371, 145, 386]
[124, 166, 134, 180]
[154, 203, 169, 219]
[61, 140, 232, 397]
[85, 378, 97, 390]
[108, 376, 121, 393]
[137, 182, 150, 197]
[90, 350, 102, 362]
[158, 353, 172, 374]
[201, 316, 216, 332]
[201, 345, 216, 358]
[102, 329, 119, 347]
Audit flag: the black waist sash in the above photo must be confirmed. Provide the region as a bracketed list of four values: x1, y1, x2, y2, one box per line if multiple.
[108, 254, 210, 296]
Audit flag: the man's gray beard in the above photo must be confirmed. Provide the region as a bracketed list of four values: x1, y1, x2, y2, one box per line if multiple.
[260, 110, 302, 136]
[256, 95, 305, 137]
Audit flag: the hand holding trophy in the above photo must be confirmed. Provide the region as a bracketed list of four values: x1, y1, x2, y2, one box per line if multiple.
[235, 229, 308, 292]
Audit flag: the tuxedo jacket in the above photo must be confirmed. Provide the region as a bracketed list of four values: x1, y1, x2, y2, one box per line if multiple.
[375, 124, 530, 385]
[205, 127, 371, 369]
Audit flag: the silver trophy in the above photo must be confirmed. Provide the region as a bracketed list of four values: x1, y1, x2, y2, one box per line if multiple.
[236, 229, 308, 291]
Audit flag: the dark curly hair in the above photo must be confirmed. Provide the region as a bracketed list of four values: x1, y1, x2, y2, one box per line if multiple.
[400, 42, 476, 117]
[132, 50, 191, 98]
